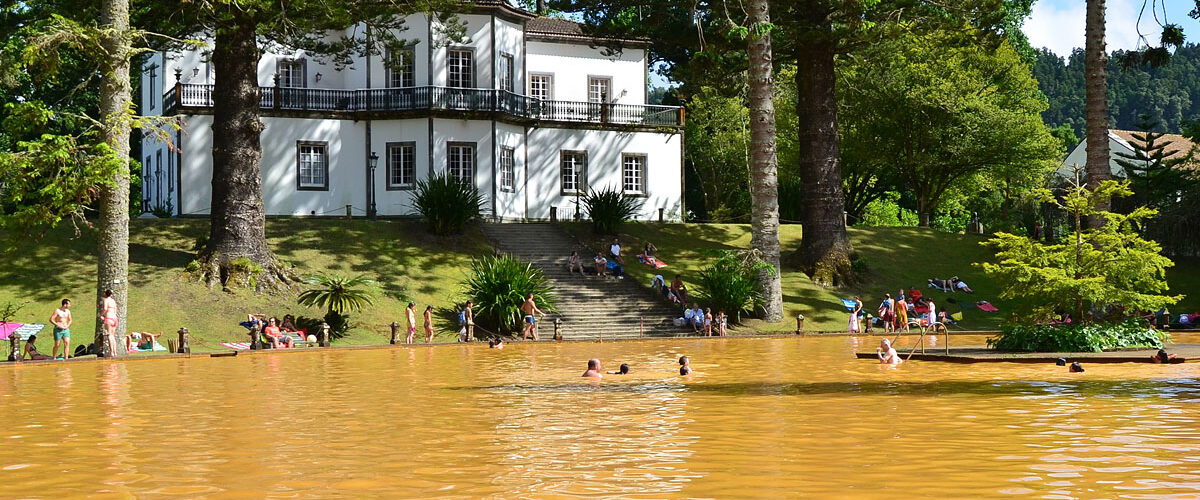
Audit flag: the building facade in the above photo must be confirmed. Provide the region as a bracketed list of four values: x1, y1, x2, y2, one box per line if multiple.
[140, 4, 684, 221]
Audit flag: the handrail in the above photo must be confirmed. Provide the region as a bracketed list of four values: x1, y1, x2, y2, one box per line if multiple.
[161, 84, 684, 127]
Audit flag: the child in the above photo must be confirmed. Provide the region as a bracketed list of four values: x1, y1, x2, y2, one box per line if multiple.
[717, 310, 728, 337]
[703, 308, 713, 337]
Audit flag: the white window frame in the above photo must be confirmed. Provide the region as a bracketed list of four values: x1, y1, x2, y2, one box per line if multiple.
[530, 73, 553, 100]
[498, 53, 515, 93]
[296, 141, 328, 190]
[622, 153, 647, 196]
[386, 141, 417, 190]
[447, 49, 474, 88]
[560, 150, 587, 195]
[587, 76, 611, 104]
[447, 142, 476, 185]
[278, 59, 307, 88]
[499, 146, 515, 192]
[386, 47, 416, 88]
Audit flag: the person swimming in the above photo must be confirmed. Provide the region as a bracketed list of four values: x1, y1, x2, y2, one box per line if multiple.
[488, 339, 504, 349]
[607, 363, 630, 375]
[583, 358, 603, 378]
[679, 356, 692, 376]
[1070, 362, 1085, 373]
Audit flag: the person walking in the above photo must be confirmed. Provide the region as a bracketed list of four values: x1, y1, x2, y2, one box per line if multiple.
[50, 299, 73, 360]
[521, 293, 545, 341]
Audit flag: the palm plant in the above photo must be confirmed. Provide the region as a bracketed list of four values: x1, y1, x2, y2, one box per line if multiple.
[463, 254, 555, 334]
[582, 187, 643, 234]
[411, 173, 484, 235]
[297, 273, 375, 336]
[697, 250, 776, 323]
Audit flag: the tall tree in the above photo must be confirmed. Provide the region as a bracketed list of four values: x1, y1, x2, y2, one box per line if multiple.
[141, 0, 464, 292]
[744, 0, 781, 321]
[1083, 0, 1111, 218]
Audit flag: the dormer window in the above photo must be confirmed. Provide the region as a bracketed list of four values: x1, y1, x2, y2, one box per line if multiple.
[278, 59, 306, 88]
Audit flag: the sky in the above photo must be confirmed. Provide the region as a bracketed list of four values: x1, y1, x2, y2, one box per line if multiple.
[1024, 0, 1200, 57]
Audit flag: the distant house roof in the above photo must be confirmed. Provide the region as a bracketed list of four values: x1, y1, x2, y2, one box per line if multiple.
[525, 17, 650, 47]
[1057, 129, 1197, 179]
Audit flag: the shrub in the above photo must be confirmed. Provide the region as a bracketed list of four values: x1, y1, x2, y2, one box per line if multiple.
[297, 273, 375, 337]
[696, 250, 776, 323]
[987, 319, 1167, 352]
[582, 187, 643, 234]
[463, 254, 555, 334]
[411, 173, 484, 235]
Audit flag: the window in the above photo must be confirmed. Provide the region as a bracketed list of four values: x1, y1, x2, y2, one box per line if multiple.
[498, 53, 514, 92]
[386, 47, 415, 88]
[386, 142, 416, 190]
[499, 147, 515, 192]
[146, 65, 157, 110]
[447, 142, 475, 184]
[155, 150, 163, 203]
[144, 155, 153, 207]
[278, 59, 306, 88]
[530, 74, 553, 100]
[560, 150, 587, 195]
[167, 151, 174, 193]
[622, 154, 646, 195]
[296, 142, 328, 190]
[447, 49, 473, 88]
[588, 77, 611, 103]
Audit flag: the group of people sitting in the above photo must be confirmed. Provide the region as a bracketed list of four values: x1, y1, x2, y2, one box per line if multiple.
[927, 276, 974, 293]
[581, 355, 692, 379]
[677, 303, 727, 336]
[567, 238, 663, 280]
[240, 313, 306, 348]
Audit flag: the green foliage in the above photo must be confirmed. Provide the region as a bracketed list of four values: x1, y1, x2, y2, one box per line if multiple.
[1112, 116, 1195, 213]
[696, 250, 776, 323]
[858, 194, 919, 227]
[582, 187, 643, 234]
[988, 319, 1167, 352]
[683, 86, 751, 221]
[297, 273, 375, 315]
[462, 254, 555, 334]
[410, 173, 484, 235]
[978, 178, 1182, 321]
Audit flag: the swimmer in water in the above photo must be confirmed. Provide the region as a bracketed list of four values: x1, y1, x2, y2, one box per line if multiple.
[607, 363, 630, 375]
[583, 358, 603, 378]
[488, 339, 504, 349]
[679, 355, 692, 375]
[877, 338, 902, 365]
[1070, 362, 1085, 373]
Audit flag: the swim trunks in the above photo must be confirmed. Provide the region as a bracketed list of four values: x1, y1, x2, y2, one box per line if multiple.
[53, 327, 70, 340]
[525, 315, 535, 324]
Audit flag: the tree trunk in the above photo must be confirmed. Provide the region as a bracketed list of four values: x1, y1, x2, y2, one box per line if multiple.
[1084, 0, 1111, 221]
[795, 34, 853, 285]
[746, 0, 783, 322]
[200, 13, 292, 292]
[95, 0, 132, 357]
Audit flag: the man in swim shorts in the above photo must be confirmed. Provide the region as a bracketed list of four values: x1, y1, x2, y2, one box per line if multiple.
[520, 293, 545, 341]
[50, 298, 73, 360]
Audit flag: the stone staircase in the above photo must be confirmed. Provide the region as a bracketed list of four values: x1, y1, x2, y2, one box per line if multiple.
[480, 222, 685, 340]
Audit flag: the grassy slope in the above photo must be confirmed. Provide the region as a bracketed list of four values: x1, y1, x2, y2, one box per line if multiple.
[1, 219, 492, 354]
[564, 223, 1200, 333]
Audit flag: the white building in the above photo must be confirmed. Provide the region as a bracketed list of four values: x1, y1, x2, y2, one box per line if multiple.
[139, 3, 684, 221]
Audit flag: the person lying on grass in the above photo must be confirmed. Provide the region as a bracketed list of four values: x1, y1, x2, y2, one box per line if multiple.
[125, 331, 163, 352]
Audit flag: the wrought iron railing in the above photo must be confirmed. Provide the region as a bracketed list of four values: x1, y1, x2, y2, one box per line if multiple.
[162, 84, 683, 127]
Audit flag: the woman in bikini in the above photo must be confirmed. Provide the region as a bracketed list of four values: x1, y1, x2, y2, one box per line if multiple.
[405, 303, 417, 344]
[101, 290, 119, 354]
[423, 305, 434, 344]
[703, 308, 713, 336]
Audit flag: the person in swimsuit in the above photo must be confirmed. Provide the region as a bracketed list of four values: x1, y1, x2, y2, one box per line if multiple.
[101, 290, 119, 355]
[488, 339, 504, 349]
[125, 331, 164, 352]
[877, 338, 902, 365]
[583, 358, 603, 378]
[703, 308, 713, 336]
[423, 305, 434, 344]
[717, 310, 728, 337]
[23, 335, 51, 361]
[405, 302, 417, 345]
[521, 293, 545, 341]
[50, 298, 73, 360]
[679, 355, 693, 376]
[848, 296, 863, 333]
[607, 363, 630, 375]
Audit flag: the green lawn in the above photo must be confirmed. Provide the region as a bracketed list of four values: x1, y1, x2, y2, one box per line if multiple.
[564, 222, 1200, 333]
[1, 218, 492, 354]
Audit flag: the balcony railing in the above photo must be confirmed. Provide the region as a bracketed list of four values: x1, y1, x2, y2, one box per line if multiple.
[162, 84, 684, 128]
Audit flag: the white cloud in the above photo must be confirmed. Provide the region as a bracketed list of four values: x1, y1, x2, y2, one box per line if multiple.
[1023, 0, 1164, 57]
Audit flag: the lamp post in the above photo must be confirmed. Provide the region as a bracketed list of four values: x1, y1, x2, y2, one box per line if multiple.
[368, 152, 379, 220]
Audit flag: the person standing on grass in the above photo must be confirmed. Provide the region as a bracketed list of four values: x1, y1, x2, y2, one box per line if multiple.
[926, 299, 937, 328]
[50, 299, 73, 360]
[848, 296, 863, 333]
[521, 293, 545, 341]
[405, 302, 417, 345]
[424, 305, 434, 344]
[101, 290, 119, 355]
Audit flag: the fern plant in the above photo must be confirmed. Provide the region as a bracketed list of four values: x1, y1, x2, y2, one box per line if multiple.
[411, 173, 484, 235]
[297, 273, 375, 337]
[463, 254, 555, 334]
[582, 187, 643, 234]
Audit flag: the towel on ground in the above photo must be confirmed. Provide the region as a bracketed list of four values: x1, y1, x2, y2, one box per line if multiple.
[220, 342, 252, 350]
[976, 301, 999, 312]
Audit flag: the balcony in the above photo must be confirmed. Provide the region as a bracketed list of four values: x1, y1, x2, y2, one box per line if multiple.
[162, 84, 684, 129]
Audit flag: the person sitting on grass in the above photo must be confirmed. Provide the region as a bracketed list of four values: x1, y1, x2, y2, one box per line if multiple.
[594, 253, 608, 277]
[641, 242, 658, 265]
[951, 276, 974, 293]
[240, 313, 266, 332]
[23, 335, 51, 360]
[567, 251, 585, 276]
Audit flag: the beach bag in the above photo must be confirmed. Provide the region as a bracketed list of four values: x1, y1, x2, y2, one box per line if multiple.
[457, 310, 467, 326]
